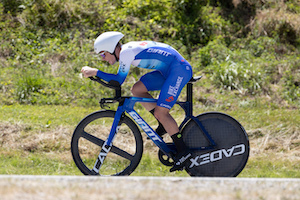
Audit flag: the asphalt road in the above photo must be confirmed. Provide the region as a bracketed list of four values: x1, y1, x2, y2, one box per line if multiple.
[0, 175, 299, 200]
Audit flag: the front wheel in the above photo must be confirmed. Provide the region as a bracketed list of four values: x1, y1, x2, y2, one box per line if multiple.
[181, 112, 249, 177]
[71, 110, 143, 176]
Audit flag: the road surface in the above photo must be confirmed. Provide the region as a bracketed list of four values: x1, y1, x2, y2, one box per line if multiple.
[0, 175, 299, 200]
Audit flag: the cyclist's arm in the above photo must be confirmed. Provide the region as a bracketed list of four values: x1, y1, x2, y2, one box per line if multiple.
[96, 48, 133, 85]
[96, 69, 127, 84]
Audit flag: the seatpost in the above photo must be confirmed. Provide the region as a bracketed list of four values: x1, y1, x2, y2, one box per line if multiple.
[187, 82, 193, 103]
[115, 88, 121, 98]
[186, 82, 193, 114]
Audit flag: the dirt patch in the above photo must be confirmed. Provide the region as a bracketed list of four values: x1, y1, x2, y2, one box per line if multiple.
[248, 126, 300, 161]
[0, 122, 72, 153]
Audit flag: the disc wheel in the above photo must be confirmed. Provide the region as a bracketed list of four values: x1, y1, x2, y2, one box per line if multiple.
[71, 110, 143, 176]
[181, 112, 249, 177]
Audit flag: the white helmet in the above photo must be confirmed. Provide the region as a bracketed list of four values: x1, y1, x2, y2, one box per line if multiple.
[94, 31, 124, 54]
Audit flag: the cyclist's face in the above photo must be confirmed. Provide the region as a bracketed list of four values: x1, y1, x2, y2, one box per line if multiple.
[101, 52, 116, 65]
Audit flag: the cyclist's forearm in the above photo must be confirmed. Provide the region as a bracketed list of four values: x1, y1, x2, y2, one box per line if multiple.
[96, 70, 125, 84]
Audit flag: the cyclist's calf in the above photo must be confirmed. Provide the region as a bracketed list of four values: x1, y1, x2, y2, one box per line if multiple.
[153, 106, 179, 136]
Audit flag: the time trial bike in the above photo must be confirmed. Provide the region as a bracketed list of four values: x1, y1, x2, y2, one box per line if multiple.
[71, 76, 249, 176]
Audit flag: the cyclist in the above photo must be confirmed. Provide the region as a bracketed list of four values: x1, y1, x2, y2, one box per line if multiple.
[81, 31, 193, 172]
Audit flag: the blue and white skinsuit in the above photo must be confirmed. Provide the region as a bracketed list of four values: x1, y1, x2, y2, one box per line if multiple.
[96, 41, 193, 110]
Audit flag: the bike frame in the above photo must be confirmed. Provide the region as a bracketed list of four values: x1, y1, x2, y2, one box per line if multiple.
[92, 81, 216, 173]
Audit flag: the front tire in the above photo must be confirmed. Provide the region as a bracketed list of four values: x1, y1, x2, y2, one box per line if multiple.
[71, 110, 143, 176]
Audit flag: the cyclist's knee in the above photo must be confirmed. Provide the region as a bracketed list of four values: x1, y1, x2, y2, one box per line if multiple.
[130, 84, 137, 96]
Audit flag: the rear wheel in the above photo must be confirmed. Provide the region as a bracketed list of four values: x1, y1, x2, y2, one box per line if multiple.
[71, 110, 143, 176]
[181, 112, 249, 177]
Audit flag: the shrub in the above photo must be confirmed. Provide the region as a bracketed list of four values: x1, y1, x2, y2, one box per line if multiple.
[281, 58, 300, 103]
[282, 71, 300, 102]
[252, 4, 300, 47]
[210, 60, 266, 95]
[16, 72, 45, 104]
[195, 37, 231, 69]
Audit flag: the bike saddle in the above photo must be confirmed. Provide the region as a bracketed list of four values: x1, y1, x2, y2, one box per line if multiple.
[189, 76, 202, 83]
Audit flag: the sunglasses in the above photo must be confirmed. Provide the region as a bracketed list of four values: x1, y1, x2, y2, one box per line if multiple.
[99, 51, 107, 58]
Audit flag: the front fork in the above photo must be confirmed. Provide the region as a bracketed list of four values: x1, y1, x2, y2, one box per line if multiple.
[92, 107, 124, 175]
[92, 140, 112, 174]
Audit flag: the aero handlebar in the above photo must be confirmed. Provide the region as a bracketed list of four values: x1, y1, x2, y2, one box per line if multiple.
[89, 76, 121, 98]
[89, 77, 121, 90]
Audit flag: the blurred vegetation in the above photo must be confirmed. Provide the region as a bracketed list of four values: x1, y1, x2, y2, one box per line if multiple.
[0, 0, 299, 107]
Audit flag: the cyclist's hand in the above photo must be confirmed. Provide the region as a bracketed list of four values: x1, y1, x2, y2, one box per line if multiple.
[81, 66, 98, 78]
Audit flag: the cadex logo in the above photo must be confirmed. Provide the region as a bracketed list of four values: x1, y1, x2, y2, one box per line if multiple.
[189, 143, 246, 168]
[92, 141, 112, 174]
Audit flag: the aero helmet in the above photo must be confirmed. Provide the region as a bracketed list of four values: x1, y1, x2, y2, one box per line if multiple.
[94, 31, 124, 54]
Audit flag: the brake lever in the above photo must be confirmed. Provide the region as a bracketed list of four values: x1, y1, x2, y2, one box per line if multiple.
[100, 98, 117, 109]
[99, 99, 109, 109]
[100, 103, 110, 109]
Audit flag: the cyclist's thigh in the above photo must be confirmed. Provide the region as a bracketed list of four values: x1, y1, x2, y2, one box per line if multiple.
[157, 63, 192, 109]
[140, 70, 165, 91]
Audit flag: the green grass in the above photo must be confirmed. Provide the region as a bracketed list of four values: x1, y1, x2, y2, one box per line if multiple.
[0, 104, 299, 177]
[240, 156, 300, 178]
[0, 149, 299, 178]
[0, 150, 79, 175]
[0, 104, 97, 127]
